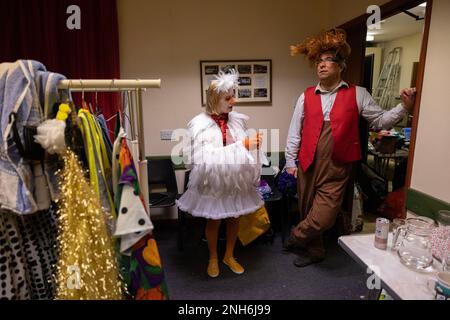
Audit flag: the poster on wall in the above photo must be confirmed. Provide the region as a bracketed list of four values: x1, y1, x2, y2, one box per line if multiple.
[200, 60, 272, 105]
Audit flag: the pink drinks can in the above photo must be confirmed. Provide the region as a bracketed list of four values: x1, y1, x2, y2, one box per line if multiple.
[374, 218, 390, 250]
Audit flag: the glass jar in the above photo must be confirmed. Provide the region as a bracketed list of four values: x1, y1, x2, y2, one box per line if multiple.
[393, 216, 436, 272]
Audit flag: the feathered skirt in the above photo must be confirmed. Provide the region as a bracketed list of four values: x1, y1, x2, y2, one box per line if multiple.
[176, 187, 264, 220]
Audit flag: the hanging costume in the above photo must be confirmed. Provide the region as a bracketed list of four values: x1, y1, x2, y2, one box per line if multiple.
[114, 138, 153, 253]
[55, 150, 124, 300]
[0, 60, 64, 299]
[112, 128, 169, 300]
[0, 60, 65, 214]
[77, 108, 116, 230]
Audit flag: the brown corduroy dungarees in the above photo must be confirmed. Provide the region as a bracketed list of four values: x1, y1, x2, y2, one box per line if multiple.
[292, 121, 352, 258]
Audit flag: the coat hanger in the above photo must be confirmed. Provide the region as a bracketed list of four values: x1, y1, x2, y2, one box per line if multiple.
[127, 89, 137, 138]
[122, 89, 128, 127]
[80, 79, 91, 112]
[94, 90, 100, 115]
[66, 79, 73, 102]
[58, 79, 72, 103]
[54, 80, 72, 119]
[87, 89, 99, 115]
[105, 84, 127, 125]
[114, 89, 126, 127]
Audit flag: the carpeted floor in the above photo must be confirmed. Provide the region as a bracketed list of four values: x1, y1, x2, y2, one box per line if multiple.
[153, 220, 370, 300]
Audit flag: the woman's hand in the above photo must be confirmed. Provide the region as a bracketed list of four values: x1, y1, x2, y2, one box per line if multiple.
[243, 133, 263, 150]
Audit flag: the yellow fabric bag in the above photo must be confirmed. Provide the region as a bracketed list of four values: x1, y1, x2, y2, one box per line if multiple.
[238, 206, 271, 246]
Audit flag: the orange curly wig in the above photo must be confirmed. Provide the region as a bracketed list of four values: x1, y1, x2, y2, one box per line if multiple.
[290, 28, 351, 66]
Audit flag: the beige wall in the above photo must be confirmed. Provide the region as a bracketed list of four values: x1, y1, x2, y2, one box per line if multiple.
[378, 32, 423, 93]
[117, 0, 329, 156]
[411, 0, 450, 203]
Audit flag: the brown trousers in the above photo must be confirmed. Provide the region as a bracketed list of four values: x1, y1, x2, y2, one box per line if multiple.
[293, 122, 352, 258]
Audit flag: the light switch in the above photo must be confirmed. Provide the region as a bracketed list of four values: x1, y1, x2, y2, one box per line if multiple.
[160, 130, 173, 140]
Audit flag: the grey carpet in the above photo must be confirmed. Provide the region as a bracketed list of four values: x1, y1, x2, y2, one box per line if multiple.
[153, 221, 369, 300]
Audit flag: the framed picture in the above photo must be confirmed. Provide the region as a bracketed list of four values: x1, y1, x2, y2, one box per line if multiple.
[200, 59, 272, 105]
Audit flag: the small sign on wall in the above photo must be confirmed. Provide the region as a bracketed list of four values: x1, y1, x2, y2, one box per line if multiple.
[200, 59, 272, 106]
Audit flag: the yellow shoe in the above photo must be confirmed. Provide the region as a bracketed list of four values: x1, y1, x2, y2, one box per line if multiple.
[223, 257, 245, 275]
[207, 259, 219, 278]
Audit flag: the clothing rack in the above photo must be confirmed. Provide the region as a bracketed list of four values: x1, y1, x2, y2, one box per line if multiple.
[58, 79, 161, 214]
[57, 79, 161, 161]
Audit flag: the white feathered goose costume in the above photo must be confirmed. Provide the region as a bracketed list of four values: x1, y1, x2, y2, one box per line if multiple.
[176, 110, 266, 220]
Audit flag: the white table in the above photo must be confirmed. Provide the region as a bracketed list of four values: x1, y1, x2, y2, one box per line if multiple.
[338, 233, 441, 300]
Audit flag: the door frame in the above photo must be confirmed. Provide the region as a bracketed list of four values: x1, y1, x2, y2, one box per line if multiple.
[338, 0, 433, 189]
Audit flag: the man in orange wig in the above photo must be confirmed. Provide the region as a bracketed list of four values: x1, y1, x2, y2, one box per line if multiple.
[284, 28, 416, 267]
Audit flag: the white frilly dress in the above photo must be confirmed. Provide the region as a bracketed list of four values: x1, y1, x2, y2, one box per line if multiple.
[176, 111, 265, 220]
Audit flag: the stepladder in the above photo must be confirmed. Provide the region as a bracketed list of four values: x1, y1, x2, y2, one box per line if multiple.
[372, 47, 402, 110]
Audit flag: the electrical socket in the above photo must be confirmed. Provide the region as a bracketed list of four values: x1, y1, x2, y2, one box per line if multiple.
[160, 130, 173, 140]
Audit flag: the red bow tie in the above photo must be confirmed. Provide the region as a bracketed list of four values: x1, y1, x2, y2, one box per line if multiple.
[211, 114, 229, 146]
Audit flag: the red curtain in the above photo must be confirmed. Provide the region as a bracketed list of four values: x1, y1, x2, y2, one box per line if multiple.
[0, 0, 121, 135]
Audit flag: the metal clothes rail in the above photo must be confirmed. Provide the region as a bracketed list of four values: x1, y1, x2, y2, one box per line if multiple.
[58, 79, 162, 213]
[57, 79, 161, 161]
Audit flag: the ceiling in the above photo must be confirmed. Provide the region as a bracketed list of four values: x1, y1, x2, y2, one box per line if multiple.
[367, 4, 426, 43]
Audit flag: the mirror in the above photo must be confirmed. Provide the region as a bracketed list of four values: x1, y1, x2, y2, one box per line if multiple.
[363, 2, 426, 193]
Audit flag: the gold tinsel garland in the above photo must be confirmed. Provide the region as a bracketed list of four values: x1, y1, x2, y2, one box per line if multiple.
[55, 150, 124, 299]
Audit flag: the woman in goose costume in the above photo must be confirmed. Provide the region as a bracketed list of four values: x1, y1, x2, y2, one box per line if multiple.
[176, 69, 265, 278]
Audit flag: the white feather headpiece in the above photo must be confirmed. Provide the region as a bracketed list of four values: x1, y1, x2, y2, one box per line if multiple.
[211, 69, 239, 93]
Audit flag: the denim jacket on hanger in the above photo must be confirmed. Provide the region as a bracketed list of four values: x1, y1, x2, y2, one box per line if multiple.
[0, 60, 66, 214]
